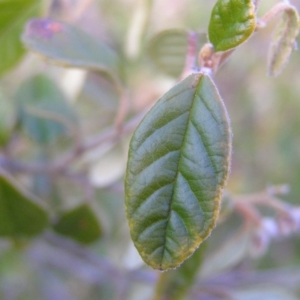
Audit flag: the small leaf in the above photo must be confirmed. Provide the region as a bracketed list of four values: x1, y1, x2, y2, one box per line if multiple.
[268, 6, 300, 77]
[125, 73, 232, 270]
[208, 0, 256, 52]
[147, 29, 206, 77]
[15, 74, 77, 144]
[22, 18, 120, 78]
[0, 0, 41, 76]
[0, 172, 48, 237]
[153, 244, 206, 300]
[53, 204, 102, 244]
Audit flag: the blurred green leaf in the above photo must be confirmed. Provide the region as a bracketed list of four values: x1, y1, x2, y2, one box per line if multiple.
[268, 5, 300, 77]
[0, 0, 41, 76]
[0, 90, 15, 146]
[208, 0, 256, 52]
[153, 244, 206, 300]
[53, 203, 102, 245]
[125, 74, 231, 270]
[15, 74, 77, 144]
[148, 29, 188, 77]
[231, 286, 299, 300]
[0, 172, 49, 237]
[200, 226, 251, 277]
[147, 29, 206, 77]
[22, 18, 120, 79]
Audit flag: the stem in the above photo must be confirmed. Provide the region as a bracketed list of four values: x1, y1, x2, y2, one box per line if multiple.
[0, 107, 148, 176]
[259, 2, 297, 28]
[181, 31, 198, 77]
[125, 0, 153, 58]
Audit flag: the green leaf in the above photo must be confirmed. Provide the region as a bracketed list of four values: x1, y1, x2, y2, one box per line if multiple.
[0, 172, 48, 237]
[153, 244, 206, 300]
[208, 0, 256, 52]
[53, 204, 102, 245]
[0, 0, 41, 76]
[200, 226, 252, 277]
[125, 73, 232, 270]
[22, 18, 120, 78]
[147, 29, 206, 78]
[15, 74, 77, 144]
[0, 90, 15, 146]
[268, 6, 300, 77]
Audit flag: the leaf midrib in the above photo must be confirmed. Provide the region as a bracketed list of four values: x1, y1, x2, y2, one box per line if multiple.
[159, 74, 204, 269]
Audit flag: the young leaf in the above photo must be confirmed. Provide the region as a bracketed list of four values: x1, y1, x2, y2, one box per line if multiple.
[22, 18, 120, 78]
[53, 204, 102, 245]
[15, 74, 77, 144]
[208, 0, 256, 52]
[125, 73, 232, 270]
[148, 30, 206, 78]
[0, 173, 48, 237]
[153, 244, 206, 300]
[0, 0, 40, 76]
[268, 6, 300, 77]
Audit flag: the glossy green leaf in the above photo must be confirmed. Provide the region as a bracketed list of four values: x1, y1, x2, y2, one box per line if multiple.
[208, 0, 256, 52]
[125, 73, 232, 270]
[153, 244, 206, 300]
[53, 204, 102, 244]
[15, 74, 77, 144]
[22, 18, 120, 78]
[147, 29, 206, 77]
[0, 0, 40, 76]
[268, 6, 300, 77]
[0, 172, 48, 237]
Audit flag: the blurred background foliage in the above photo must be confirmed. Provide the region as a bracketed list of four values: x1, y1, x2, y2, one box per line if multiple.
[0, 0, 300, 299]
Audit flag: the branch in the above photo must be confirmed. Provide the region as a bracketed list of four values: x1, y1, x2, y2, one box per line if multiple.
[0, 107, 148, 176]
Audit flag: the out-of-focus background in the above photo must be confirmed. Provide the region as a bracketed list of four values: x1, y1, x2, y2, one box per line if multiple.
[0, 0, 300, 299]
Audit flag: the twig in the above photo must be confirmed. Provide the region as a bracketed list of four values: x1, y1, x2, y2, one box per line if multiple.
[71, 0, 93, 22]
[258, 2, 296, 28]
[0, 107, 148, 176]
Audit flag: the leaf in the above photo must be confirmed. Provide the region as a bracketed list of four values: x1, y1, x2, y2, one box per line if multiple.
[15, 74, 77, 144]
[53, 203, 102, 245]
[0, 0, 41, 76]
[268, 6, 300, 77]
[231, 286, 299, 300]
[153, 244, 206, 300]
[22, 18, 120, 79]
[147, 29, 206, 77]
[0, 172, 48, 237]
[0, 90, 15, 146]
[208, 0, 256, 52]
[125, 73, 232, 270]
[200, 226, 252, 277]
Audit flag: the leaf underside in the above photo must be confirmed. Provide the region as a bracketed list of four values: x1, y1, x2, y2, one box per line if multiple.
[22, 18, 119, 77]
[268, 7, 300, 77]
[125, 73, 231, 270]
[208, 0, 256, 52]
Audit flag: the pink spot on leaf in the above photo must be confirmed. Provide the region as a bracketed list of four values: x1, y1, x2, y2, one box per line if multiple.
[25, 18, 63, 40]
